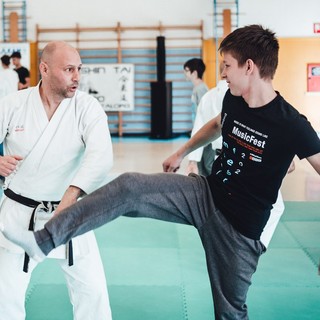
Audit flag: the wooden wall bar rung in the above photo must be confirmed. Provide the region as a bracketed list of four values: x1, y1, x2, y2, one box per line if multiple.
[36, 24, 203, 35]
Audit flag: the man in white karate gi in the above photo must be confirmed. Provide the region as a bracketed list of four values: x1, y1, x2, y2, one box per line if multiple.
[0, 41, 113, 320]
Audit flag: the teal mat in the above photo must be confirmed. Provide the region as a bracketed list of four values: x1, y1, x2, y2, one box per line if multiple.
[25, 202, 320, 319]
[109, 286, 186, 320]
[26, 284, 73, 320]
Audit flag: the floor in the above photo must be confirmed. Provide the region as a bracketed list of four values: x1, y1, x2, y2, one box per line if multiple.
[24, 136, 320, 319]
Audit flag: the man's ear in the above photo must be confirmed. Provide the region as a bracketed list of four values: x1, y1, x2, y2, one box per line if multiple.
[39, 61, 48, 76]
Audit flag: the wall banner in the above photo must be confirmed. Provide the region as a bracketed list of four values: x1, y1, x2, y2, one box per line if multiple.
[80, 63, 134, 111]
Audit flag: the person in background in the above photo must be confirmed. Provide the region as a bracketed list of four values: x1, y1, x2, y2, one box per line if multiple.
[187, 62, 228, 176]
[183, 58, 208, 123]
[11, 51, 30, 90]
[0, 54, 19, 177]
[0, 41, 113, 320]
[0, 54, 19, 98]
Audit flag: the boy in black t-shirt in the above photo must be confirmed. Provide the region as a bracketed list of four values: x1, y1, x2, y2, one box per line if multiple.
[2, 25, 320, 319]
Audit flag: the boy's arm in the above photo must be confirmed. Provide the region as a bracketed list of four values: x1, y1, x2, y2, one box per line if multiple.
[306, 152, 320, 175]
[163, 114, 222, 173]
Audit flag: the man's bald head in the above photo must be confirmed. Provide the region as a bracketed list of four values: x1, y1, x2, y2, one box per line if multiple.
[41, 41, 79, 66]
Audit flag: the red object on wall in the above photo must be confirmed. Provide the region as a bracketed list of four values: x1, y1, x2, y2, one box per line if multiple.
[307, 63, 320, 92]
[314, 23, 320, 33]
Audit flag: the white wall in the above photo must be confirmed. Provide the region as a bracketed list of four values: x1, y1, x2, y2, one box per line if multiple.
[27, 0, 213, 40]
[7, 0, 319, 41]
[239, 0, 320, 37]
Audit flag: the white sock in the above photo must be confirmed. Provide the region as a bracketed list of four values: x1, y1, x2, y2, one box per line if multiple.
[0, 222, 46, 262]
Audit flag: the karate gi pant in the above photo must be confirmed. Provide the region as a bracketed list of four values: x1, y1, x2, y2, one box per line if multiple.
[35, 172, 266, 319]
[260, 191, 284, 248]
[0, 232, 112, 320]
[197, 144, 217, 176]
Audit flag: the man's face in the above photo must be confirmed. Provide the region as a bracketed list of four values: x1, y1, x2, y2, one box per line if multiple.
[11, 57, 20, 67]
[221, 53, 248, 97]
[44, 48, 82, 99]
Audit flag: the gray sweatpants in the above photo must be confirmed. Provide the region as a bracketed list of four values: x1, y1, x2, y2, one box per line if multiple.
[35, 172, 265, 319]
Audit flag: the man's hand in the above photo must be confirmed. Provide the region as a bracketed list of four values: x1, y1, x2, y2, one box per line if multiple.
[0, 155, 23, 177]
[54, 186, 85, 216]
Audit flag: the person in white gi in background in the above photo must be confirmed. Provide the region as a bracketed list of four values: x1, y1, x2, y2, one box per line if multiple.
[186, 65, 295, 248]
[187, 64, 228, 177]
[0, 54, 19, 99]
[0, 55, 19, 164]
[0, 41, 113, 320]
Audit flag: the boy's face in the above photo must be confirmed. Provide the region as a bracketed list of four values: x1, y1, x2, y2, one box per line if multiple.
[221, 53, 248, 97]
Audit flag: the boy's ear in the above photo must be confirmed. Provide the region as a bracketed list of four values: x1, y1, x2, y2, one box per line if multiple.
[246, 59, 254, 74]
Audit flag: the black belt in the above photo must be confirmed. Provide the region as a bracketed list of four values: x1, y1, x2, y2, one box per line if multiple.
[4, 188, 73, 273]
